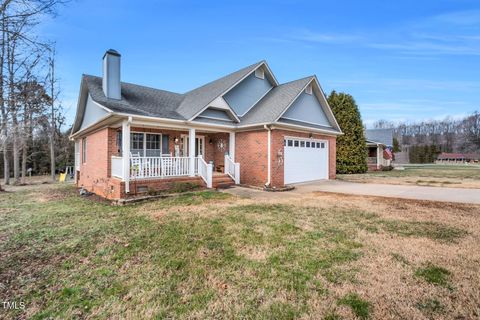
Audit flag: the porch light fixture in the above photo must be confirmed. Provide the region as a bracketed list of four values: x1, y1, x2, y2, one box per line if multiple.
[309, 133, 313, 138]
[209, 138, 213, 144]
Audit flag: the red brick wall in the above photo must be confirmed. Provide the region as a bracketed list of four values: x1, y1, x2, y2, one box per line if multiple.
[207, 133, 229, 172]
[270, 129, 336, 187]
[235, 128, 337, 188]
[235, 130, 268, 186]
[77, 126, 337, 198]
[77, 128, 117, 198]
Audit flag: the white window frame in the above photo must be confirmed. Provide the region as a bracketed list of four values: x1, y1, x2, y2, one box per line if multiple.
[255, 68, 265, 79]
[181, 134, 205, 157]
[130, 131, 162, 157]
[82, 138, 87, 163]
[145, 133, 162, 157]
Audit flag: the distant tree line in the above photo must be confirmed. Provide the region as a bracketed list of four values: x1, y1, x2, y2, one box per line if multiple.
[0, 0, 69, 187]
[408, 145, 441, 164]
[372, 111, 480, 163]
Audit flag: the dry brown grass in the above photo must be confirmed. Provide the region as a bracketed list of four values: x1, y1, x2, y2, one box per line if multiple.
[338, 164, 480, 189]
[1, 184, 479, 319]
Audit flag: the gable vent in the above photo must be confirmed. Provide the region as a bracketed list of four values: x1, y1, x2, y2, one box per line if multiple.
[254, 68, 265, 79]
[305, 84, 312, 95]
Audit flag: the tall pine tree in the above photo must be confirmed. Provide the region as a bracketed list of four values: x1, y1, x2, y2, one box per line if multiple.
[328, 91, 368, 174]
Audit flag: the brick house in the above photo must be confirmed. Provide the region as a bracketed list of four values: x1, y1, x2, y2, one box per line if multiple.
[365, 129, 393, 170]
[70, 50, 342, 199]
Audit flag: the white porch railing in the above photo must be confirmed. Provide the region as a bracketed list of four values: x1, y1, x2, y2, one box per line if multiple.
[197, 156, 212, 188]
[111, 156, 123, 178]
[111, 156, 215, 188]
[224, 155, 240, 184]
[367, 157, 377, 164]
[130, 156, 190, 179]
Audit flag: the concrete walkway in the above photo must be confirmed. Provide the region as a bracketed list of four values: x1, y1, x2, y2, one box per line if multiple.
[225, 180, 480, 204]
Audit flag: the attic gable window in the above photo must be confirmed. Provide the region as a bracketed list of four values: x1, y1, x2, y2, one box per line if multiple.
[305, 84, 313, 95]
[254, 68, 265, 79]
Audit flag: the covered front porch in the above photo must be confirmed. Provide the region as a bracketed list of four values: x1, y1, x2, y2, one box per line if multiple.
[367, 141, 391, 170]
[110, 118, 239, 193]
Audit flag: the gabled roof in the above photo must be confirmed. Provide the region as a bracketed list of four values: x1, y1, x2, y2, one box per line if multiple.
[240, 77, 313, 125]
[177, 61, 265, 120]
[72, 60, 343, 137]
[365, 129, 393, 147]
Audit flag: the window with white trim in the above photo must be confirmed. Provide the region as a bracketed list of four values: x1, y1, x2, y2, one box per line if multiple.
[82, 138, 87, 163]
[255, 68, 265, 79]
[130, 133, 144, 156]
[146, 134, 161, 156]
[129, 132, 162, 157]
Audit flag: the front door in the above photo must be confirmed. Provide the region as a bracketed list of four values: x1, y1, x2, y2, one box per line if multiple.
[181, 135, 205, 157]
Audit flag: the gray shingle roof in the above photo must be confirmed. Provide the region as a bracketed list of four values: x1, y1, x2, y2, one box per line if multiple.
[240, 77, 313, 125]
[176, 61, 264, 119]
[84, 75, 184, 119]
[75, 61, 342, 135]
[365, 129, 393, 146]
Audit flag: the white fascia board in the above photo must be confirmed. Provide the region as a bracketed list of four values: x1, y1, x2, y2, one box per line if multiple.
[190, 96, 241, 123]
[311, 76, 342, 133]
[70, 79, 87, 136]
[190, 61, 278, 121]
[69, 113, 116, 140]
[209, 96, 231, 110]
[271, 122, 343, 137]
[274, 76, 343, 135]
[115, 113, 236, 132]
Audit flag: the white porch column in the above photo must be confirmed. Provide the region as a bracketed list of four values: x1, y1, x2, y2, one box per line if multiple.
[122, 119, 131, 193]
[377, 145, 381, 170]
[229, 131, 235, 161]
[188, 128, 196, 176]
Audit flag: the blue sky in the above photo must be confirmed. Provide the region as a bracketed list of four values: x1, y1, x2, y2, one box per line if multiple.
[41, 0, 480, 128]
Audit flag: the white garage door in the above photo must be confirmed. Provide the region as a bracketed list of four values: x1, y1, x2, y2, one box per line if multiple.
[284, 137, 329, 184]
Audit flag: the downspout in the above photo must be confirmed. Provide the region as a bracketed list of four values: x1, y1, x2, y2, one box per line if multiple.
[264, 124, 271, 187]
[124, 116, 132, 194]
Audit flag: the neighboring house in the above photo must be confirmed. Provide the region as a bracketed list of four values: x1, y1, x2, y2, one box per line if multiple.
[365, 129, 393, 170]
[70, 50, 342, 199]
[436, 153, 479, 164]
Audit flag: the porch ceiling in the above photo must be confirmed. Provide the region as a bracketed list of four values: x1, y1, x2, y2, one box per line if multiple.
[110, 117, 233, 133]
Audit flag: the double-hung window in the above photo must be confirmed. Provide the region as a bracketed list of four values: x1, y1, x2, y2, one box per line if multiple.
[82, 138, 87, 163]
[146, 134, 161, 156]
[129, 132, 162, 157]
[130, 133, 145, 156]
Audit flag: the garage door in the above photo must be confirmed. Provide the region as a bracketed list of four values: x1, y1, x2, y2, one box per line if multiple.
[284, 137, 328, 184]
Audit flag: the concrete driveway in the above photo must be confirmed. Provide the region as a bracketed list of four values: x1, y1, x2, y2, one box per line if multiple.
[225, 180, 480, 204]
[293, 180, 480, 204]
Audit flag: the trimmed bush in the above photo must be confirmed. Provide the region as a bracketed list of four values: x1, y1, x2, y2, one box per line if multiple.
[328, 91, 368, 174]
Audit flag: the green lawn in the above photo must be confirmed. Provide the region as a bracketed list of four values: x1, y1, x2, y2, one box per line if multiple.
[0, 184, 478, 319]
[338, 164, 480, 188]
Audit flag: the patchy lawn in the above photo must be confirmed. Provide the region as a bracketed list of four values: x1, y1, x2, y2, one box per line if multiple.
[0, 184, 479, 319]
[338, 164, 480, 189]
